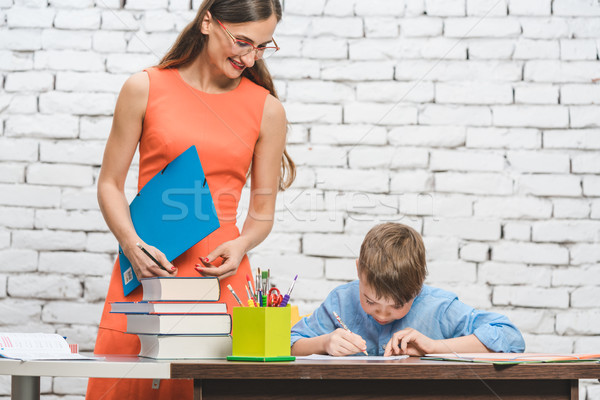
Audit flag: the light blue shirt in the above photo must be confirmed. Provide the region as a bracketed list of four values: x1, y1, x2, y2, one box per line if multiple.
[291, 281, 525, 355]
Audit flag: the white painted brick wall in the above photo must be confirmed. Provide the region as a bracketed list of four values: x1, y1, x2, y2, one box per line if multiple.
[1, 1, 600, 397]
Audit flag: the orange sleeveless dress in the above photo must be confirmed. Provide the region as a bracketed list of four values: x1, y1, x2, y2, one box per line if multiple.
[86, 67, 269, 400]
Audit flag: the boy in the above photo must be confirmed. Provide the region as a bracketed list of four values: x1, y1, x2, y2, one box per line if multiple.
[291, 223, 525, 357]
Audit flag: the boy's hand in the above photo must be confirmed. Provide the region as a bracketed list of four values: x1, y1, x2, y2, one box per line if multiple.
[325, 328, 368, 356]
[383, 327, 436, 357]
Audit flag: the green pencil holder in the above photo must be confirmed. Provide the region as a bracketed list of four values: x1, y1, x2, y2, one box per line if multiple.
[230, 306, 292, 360]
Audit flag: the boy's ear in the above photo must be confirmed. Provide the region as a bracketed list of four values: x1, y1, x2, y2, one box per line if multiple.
[355, 259, 359, 274]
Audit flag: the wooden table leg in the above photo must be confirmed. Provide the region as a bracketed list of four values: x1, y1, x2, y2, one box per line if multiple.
[193, 379, 203, 400]
[571, 380, 578, 400]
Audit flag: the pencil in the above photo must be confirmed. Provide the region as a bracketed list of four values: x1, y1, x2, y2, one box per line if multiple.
[136, 243, 169, 272]
[333, 311, 368, 356]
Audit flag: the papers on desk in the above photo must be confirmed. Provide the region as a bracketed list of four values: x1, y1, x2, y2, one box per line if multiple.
[297, 354, 409, 361]
[422, 352, 600, 365]
[0, 333, 97, 361]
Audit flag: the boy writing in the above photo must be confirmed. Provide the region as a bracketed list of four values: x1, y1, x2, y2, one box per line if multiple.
[291, 223, 525, 356]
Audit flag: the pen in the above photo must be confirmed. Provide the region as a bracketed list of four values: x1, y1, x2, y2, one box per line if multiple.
[333, 311, 368, 356]
[227, 284, 244, 307]
[136, 243, 169, 272]
[279, 274, 297, 307]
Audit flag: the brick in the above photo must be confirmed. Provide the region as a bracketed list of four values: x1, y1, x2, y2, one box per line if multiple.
[418, 37, 468, 60]
[560, 39, 597, 61]
[493, 105, 569, 128]
[85, 232, 118, 253]
[420, 105, 491, 126]
[344, 103, 418, 125]
[302, 37, 348, 60]
[572, 152, 600, 173]
[284, 103, 342, 124]
[4, 71, 52, 92]
[474, 197, 551, 218]
[561, 85, 600, 105]
[345, 217, 422, 237]
[35, 209, 107, 231]
[553, 0, 600, 16]
[106, 53, 160, 74]
[0, 299, 42, 325]
[395, 60, 522, 82]
[325, 258, 359, 281]
[84, 276, 110, 302]
[439, 283, 491, 309]
[35, 49, 105, 71]
[514, 84, 559, 104]
[0, 50, 34, 71]
[0, 206, 34, 228]
[322, 61, 394, 81]
[356, 81, 434, 103]
[100, 11, 140, 30]
[533, 220, 600, 243]
[349, 147, 428, 169]
[425, 0, 465, 16]
[355, 0, 404, 16]
[38, 251, 125, 277]
[365, 17, 399, 38]
[49, 0, 94, 7]
[0, 249, 38, 272]
[54, 9, 100, 29]
[42, 301, 103, 325]
[570, 244, 600, 265]
[322, 0, 355, 16]
[312, 17, 363, 38]
[250, 254, 324, 279]
[252, 233, 301, 254]
[593, 200, 600, 219]
[27, 163, 93, 187]
[544, 129, 600, 149]
[12, 230, 87, 251]
[303, 233, 364, 257]
[53, 377, 87, 395]
[522, 334, 573, 353]
[444, 18, 521, 38]
[424, 236, 459, 261]
[286, 81, 353, 103]
[521, 18, 569, 39]
[468, 39, 514, 59]
[435, 172, 513, 195]
[467, 128, 541, 149]
[284, 0, 325, 15]
[0, 184, 60, 208]
[571, 287, 600, 308]
[5, 114, 76, 139]
[40, 140, 105, 165]
[127, 32, 177, 54]
[325, 192, 398, 215]
[92, 31, 127, 53]
[583, 176, 600, 196]
[6, 94, 37, 114]
[390, 170, 433, 192]
[141, 10, 175, 32]
[0, 162, 25, 183]
[524, 60, 599, 83]
[315, 168, 388, 193]
[493, 286, 568, 308]
[424, 217, 501, 241]
[571, 106, 600, 128]
[55, 72, 127, 93]
[492, 242, 569, 265]
[294, 278, 348, 302]
[436, 82, 512, 104]
[553, 199, 590, 219]
[497, 308, 554, 334]
[506, 151, 569, 173]
[0, 230, 9, 249]
[569, 18, 600, 38]
[125, 0, 167, 9]
[8, 274, 82, 299]
[518, 174, 581, 197]
[430, 150, 504, 172]
[479, 262, 551, 286]
[575, 336, 600, 353]
[289, 168, 316, 189]
[278, 16, 312, 36]
[556, 310, 600, 335]
[274, 188, 325, 212]
[273, 210, 344, 233]
[507, 0, 550, 15]
[0, 29, 42, 51]
[388, 126, 464, 148]
[459, 242, 488, 262]
[6, 7, 54, 28]
[427, 261, 476, 283]
[399, 17, 443, 37]
[39, 91, 116, 115]
[80, 116, 112, 140]
[503, 222, 530, 240]
[467, 0, 507, 16]
[287, 124, 308, 144]
[267, 59, 320, 80]
[399, 194, 473, 218]
[311, 124, 387, 145]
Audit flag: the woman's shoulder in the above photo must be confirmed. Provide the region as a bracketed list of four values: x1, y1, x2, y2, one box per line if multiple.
[120, 71, 150, 99]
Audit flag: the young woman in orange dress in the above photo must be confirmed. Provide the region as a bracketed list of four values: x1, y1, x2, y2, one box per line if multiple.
[86, 0, 294, 398]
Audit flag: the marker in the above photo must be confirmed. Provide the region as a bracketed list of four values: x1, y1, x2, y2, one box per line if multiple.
[333, 311, 368, 356]
[136, 243, 169, 272]
[227, 284, 244, 307]
[279, 274, 298, 307]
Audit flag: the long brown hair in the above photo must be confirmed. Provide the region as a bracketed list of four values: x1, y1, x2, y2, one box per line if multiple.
[158, 0, 295, 190]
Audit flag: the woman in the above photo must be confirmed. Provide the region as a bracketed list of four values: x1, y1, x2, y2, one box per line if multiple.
[86, 0, 294, 398]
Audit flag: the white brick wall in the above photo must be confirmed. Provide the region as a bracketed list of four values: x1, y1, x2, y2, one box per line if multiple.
[1, 1, 600, 398]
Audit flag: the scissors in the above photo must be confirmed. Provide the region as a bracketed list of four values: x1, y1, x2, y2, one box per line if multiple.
[267, 287, 282, 307]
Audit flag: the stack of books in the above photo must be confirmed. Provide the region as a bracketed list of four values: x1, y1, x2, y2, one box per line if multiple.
[111, 276, 232, 359]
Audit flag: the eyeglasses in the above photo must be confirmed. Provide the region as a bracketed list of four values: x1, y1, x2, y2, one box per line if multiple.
[215, 19, 280, 60]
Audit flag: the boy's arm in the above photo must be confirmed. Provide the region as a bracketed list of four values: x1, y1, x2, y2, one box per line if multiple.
[292, 329, 368, 356]
[291, 336, 328, 356]
[434, 334, 490, 354]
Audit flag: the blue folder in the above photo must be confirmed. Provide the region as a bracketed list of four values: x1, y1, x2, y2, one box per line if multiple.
[119, 145, 220, 296]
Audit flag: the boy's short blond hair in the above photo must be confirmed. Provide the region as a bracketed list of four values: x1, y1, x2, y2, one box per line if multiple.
[357, 223, 427, 306]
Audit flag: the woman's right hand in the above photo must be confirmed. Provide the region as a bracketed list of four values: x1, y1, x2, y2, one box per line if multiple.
[122, 242, 177, 278]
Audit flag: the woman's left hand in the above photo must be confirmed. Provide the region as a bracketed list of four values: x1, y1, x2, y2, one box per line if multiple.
[195, 237, 248, 279]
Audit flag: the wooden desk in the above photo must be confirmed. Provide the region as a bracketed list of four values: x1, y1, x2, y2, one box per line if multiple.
[170, 358, 600, 400]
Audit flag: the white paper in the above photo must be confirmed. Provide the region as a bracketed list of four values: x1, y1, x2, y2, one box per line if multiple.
[0, 332, 97, 361]
[297, 354, 409, 361]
